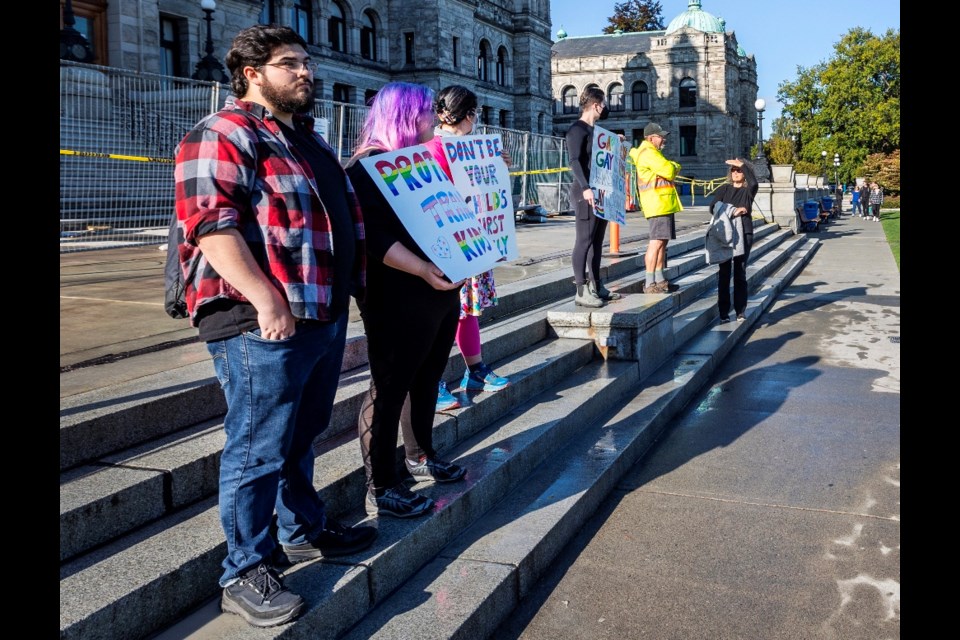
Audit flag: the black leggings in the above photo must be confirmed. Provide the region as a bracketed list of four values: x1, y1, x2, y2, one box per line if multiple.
[358, 287, 459, 492]
[572, 194, 608, 286]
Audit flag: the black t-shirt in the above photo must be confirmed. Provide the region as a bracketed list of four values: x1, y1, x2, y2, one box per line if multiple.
[565, 120, 593, 193]
[196, 120, 355, 342]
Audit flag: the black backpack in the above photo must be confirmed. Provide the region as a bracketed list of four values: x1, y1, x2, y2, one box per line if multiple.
[163, 214, 193, 319]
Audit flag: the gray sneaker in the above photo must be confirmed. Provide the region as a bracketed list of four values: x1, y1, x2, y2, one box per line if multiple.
[221, 563, 303, 628]
[366, 484, 435, 518]
[405, 456, 467, 483]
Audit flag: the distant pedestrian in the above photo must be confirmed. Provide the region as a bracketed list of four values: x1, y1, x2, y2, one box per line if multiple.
[859, 183, 870, 218]
[850, 184, 862, 216]
[868, 182, 884, 221]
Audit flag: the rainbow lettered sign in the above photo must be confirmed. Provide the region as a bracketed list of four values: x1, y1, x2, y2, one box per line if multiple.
[441, 134, 518, 261]
[359, 145, 501, 283]
[590, 125, 627, 225]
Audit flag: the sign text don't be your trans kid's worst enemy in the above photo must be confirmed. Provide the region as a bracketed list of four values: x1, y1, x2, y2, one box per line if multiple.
[359, 146, 503, 283]
[441, 134, 519, 261]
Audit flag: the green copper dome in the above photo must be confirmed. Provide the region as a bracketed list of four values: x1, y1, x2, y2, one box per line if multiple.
[556, 25, 567, 40]
[665, 1, 725, 34]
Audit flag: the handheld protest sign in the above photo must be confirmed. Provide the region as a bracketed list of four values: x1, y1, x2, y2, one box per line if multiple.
[441, 134, 519, 261]
[359, 145, 502, 283]
[589, 125, 627, 226]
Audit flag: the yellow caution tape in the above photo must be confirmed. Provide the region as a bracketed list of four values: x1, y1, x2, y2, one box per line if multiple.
[60, 149, 174, 164]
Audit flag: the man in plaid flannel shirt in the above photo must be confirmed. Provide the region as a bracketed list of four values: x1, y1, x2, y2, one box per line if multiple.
[174, 25, 374, 628]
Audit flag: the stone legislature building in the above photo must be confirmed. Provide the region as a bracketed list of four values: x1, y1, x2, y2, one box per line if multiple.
[551, 0, 762, 179]
[59, 0, 555, 134]
[62, 0, 759, 176]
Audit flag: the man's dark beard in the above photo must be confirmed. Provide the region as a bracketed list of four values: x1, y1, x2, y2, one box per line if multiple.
[261, 77, 315, 114]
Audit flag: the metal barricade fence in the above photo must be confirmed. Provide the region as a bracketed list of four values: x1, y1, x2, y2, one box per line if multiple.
[59, 61, 571, 253]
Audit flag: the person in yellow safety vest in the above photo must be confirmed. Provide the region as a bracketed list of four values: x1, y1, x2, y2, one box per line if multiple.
[628, 122, 683, 293]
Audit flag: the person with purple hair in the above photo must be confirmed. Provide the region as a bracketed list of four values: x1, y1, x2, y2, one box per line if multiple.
[345, 82, 468, 519]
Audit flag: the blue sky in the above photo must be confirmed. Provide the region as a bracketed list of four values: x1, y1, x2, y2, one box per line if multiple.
[550, 0, 900, 124]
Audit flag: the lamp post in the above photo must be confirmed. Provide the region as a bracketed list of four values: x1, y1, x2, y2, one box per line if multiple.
[60, 0, 94, 63]
[833, 153, 840, 189]
[192, 0, 228, 83]
[752, 98, 771, 182]
[820, 150, 827, 185]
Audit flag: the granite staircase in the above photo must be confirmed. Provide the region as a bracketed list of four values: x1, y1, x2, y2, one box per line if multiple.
[60, 219, 819, 640]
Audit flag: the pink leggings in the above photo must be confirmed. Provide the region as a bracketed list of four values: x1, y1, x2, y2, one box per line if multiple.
[455, 315, 482, 359]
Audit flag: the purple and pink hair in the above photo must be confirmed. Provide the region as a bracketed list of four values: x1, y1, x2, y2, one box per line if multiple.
[353, 82, 434, 155]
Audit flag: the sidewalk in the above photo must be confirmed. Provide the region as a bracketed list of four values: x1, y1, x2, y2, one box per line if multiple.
[495, 211, 901, 639]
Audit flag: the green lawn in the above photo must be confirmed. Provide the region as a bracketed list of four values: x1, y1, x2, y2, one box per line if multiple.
[880, 210, 900, 270]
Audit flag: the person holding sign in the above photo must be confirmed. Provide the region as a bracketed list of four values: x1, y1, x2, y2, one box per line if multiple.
[566, 86, 622, 308]
[345, 82, 467, 520]
[629, 122, 683, 293]
[709, 159, 759, 323]
[424, 85, 510, 412]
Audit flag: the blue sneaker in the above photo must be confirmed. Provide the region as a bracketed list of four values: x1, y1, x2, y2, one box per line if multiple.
[436, 381, 460, 412]
[461, 363, 510, 392]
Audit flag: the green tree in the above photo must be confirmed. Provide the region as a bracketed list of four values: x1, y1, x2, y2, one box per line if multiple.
[603, 0, 665, 34]
[778, 27, 899, 185]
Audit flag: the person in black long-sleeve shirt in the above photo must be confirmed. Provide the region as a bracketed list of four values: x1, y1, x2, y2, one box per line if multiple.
[709, 158, 758, 322]
[566, 86, 622, 307]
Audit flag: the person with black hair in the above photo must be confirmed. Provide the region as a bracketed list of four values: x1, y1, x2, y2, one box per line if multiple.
[424, 85, 510, 411]
[566, 86, 622, 307]
[174, 24, 376, 628]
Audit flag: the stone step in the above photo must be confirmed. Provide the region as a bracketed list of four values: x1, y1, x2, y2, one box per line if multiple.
[59, 337, 597, 640]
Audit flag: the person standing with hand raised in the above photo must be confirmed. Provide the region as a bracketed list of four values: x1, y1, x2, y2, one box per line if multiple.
[709, 158, 759, 323]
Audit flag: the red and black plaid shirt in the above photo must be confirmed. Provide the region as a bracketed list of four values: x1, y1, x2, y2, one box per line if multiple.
[174, 98, 365, 325]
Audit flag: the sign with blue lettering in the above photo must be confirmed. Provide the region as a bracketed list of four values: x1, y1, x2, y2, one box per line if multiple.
[590, 125, 627, 226]
[360, 145, 502, 283]
[441, 134, 518, 261]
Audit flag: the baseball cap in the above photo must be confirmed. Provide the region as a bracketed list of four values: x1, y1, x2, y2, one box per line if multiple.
[644, 122, 670, 137]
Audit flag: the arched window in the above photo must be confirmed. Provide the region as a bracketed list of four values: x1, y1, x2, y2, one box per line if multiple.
[537, 113, 545, 133]
[562, 86, 578, 114]
[477, 40, 490, 81]
[631, 81, 649, 111]
[328, 2, 346, 53]
[292, 0, 311, 42]
[608, 83, 624, 112]
[259, 0, 276, 25]
[499, 110, 508, 128]
[360, 10, 377, 60]
[496, 46, 508, 86]
[679, 77, 697, 108]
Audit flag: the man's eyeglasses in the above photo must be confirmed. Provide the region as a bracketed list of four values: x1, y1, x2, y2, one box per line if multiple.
[262, 60, 319, 74]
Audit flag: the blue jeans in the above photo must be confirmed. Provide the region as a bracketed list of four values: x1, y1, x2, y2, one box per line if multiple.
[207, 314, 347, 586]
